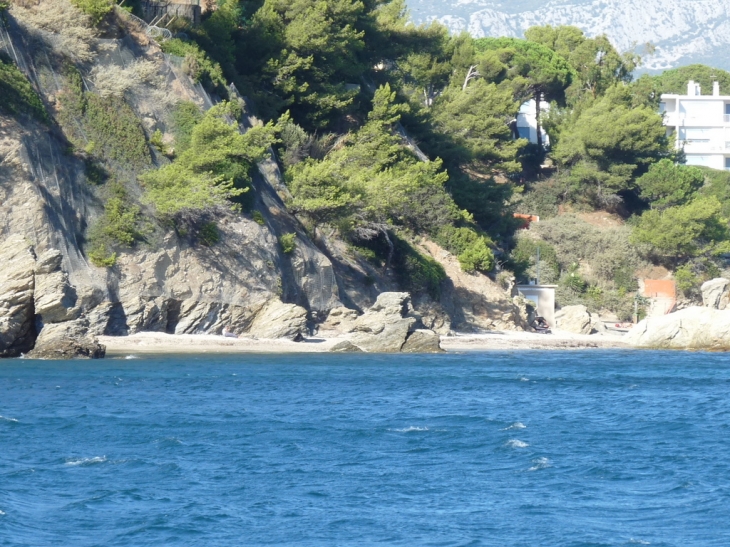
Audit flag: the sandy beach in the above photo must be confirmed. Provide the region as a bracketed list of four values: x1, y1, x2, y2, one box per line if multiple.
[98, 329, 629, 356]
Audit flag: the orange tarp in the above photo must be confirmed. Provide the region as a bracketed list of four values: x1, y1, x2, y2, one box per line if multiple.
[514, 213, 539, 229]
[643, 279, 676, 299]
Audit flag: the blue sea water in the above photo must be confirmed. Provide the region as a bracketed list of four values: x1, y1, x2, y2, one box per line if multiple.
[1, 350, 730, 546]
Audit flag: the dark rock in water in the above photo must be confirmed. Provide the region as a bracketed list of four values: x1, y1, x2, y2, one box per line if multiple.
[329, 340, 363, 353]
[28, 320, 106, 359]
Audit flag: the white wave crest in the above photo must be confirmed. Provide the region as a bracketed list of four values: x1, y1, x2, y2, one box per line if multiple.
[507, 439, 529, 448]
[529, 457, 551, 471]
[125, 355, 139, 360]
[0, 510, 5, 515]
[519, 377, 529, 382]
[629, 540, 651, 545]
[0, 415, 19, 423]
[502, 422, 526, 430]
[65, 456, 107, 466]
[391, 426, 429, 433]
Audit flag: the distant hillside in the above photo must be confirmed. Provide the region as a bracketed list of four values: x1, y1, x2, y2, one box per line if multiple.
[407, 0, 730, 72]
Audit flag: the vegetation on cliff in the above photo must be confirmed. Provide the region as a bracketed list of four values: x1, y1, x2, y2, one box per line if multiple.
[3, 0, 730, 314]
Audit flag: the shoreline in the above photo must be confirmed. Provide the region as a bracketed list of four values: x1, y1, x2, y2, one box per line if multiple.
[98, 330, 629, 356]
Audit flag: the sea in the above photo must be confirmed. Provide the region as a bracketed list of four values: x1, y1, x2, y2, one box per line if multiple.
[1, 350, 729, 546]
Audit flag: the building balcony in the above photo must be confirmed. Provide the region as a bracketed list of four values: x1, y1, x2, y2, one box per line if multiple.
[682, 141, 727, 153]
[664, 114, 730, 126]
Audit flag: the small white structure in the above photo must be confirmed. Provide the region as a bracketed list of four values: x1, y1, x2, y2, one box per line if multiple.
[661, 80, 730, 171]
[516, 284, 558, 327]
[514, 99, 550, 147]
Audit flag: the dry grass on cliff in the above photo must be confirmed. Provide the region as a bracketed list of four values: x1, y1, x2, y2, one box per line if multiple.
[11, 0, 98, 63]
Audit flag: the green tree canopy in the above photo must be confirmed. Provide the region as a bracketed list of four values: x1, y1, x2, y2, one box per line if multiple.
[552, 85, 668, 202]
[631, 196, 730, 259]
[140, 103, 277, 218]
[652, 64, 730, 96]
[287, 84, 457, 232]
[635, 159, 704, 209]
[525, 25, 639, 102]
[473, 37, 574, 147]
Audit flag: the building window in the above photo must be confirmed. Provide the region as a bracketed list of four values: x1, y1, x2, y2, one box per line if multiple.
[725, 157, 730, 170]
[659, 102, 666, 113]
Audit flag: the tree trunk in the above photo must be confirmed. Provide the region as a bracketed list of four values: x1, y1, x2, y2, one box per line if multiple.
[535, 91, 542, 149]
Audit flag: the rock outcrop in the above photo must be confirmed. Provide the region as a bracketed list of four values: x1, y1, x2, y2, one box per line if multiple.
[625, 307, 730, 349]
[416, 240, 530, 333]
[0, 236, 106, 358]
[28, 319, 106, 359]
[702, 278, 730, 310]
[324, 292, 443, 353]
[0, 235, 37, 357]
[247, 300, 309, 341]
[555, 305, 605, 335]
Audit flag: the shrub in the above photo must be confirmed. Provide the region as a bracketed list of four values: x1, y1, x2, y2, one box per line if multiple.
[352, 246, 380, 265]
[171, 101, 203, 153]
[514, 178, 564, 219]
[252, 210, 266, 225]
[510, 236, 560, 284]
[434, 225, 495, 273]
[87, 185, 145, 267]
[70, 0, 112, 24]
[90, 60, 157, 99]
[458, 241, 495, 273]
[198, 221, 220, 246]
[279, 232, 296, 254]
[84, 94, 151, 168]
[530, 215, 644, 287]
[161, 39, 227, 94]
[0, 57, 48, 122]
[674, 263, 699, 296]
[11, 0, 97, 63]
[58, 67, 151, 170]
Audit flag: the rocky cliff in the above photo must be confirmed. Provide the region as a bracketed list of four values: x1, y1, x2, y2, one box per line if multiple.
[0, 5, 527, 358]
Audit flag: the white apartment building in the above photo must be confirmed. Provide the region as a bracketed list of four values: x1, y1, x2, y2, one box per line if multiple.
[661, 81, 730, 171]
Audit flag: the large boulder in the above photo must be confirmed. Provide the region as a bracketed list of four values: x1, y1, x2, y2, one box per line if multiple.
[401, 329, 443, 353]
[0, 235, 36, 357]
[247, 299, 308, 340]
[348, 292, 443, 353]
[34, 270, 81, 324]
[702, 278, 730, 310]
[28, 320, 106, 359]
[555, 305, 593, 334]
[625, 307, 730, 349]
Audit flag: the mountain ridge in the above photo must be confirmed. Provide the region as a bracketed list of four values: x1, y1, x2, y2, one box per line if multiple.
[408, 0, 730, 72]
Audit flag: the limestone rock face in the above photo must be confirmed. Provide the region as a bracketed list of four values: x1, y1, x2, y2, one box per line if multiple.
[0, 235, 36, 357]
[319, 306, 360, 335]
[28, 320, 105, 359]
[401, 329, 443, 353]
[247, 300, 309, 341]
[34, 271, 81, 324]
[702, 278, 730, 310]
[555, 305, 593, 335]
[625, 307, 730, 349]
